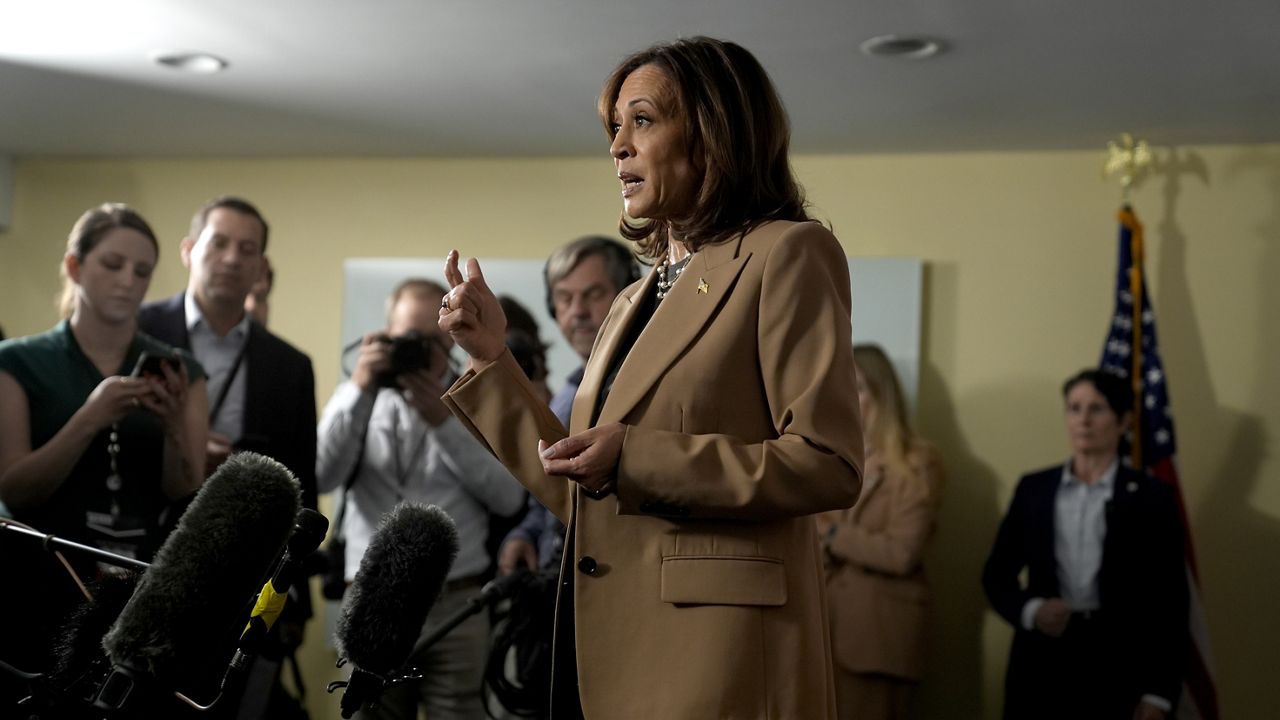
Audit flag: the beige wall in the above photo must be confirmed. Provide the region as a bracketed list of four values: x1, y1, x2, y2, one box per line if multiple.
[1, 146, 1275, 719]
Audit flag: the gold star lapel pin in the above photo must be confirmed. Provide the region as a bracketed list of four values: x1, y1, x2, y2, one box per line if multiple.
[697, 278, 709, 294]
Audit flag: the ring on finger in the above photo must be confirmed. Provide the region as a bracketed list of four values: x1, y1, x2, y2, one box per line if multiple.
[440, 294, 451, 311]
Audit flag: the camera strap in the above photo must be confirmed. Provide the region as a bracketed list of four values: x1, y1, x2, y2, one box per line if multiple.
[329, 431, 365, 553]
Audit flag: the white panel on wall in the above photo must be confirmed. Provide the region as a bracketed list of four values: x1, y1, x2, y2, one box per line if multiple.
[342, 255, 922, 411]
[848, 257, 923, 415]
[340, 258, 577, 390]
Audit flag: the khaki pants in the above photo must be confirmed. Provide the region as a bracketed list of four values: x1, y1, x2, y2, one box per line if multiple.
[354, 583, 491, 720]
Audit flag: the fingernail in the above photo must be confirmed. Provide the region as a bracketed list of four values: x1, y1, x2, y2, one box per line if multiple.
[540, 441, 553, 458]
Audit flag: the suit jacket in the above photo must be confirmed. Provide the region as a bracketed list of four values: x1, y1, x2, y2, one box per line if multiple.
[445, 220, 864, 719]
[138, 293, 318, 510]
[822, 442, 944, 681]
[981, 462, 1189, 716]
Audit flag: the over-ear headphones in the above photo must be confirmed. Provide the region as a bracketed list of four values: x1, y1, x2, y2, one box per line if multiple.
[544, 237, 640, 319]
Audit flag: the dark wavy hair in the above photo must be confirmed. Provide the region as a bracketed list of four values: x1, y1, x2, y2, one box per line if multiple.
[598, 36, 810, 261]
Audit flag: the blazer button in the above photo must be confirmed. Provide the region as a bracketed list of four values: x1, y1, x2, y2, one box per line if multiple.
[578, 555, 598, 576]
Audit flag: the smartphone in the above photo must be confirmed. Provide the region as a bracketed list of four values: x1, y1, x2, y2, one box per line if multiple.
[131, 351, 178, 379]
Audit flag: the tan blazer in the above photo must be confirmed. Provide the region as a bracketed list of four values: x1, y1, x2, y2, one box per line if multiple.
[445, 220, 863, 719]
[821, 443, 944, 681]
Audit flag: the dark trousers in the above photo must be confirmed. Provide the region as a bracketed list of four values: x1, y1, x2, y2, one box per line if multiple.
[1003, 613, 1139, 720]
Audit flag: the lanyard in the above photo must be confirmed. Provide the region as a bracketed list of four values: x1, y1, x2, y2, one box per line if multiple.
[208, 341, 248, 425]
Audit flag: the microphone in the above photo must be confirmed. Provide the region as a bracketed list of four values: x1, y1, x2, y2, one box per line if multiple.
[237, 507, 329, 658]
[97, 451, 301, 714]
[331, 502, 458, 718]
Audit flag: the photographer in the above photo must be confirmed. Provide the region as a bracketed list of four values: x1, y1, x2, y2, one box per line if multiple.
[317, 278, 524, 720]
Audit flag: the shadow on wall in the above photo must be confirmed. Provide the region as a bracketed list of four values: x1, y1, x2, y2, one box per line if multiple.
[914, 362, 1004, 720]
[910, 261, 1003, 720]
[1176, 148, 1280, 717]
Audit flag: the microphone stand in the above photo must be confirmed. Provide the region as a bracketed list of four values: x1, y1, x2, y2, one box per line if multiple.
[0, 520, 151, 574]
[410, 572, 530, 658]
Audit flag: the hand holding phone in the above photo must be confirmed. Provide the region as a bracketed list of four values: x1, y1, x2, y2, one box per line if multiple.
[131, 351, 179, 380]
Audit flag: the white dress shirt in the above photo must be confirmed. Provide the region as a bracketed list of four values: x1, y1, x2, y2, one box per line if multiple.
[316, 381, 525, 581]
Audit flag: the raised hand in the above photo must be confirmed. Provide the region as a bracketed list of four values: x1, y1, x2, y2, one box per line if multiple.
[438, 250, 507, 367]
[351, 331, 392, 392]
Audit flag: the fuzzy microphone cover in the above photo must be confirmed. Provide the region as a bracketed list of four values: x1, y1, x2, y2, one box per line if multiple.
[336, 502, 459, 675]
[101, 452, 300, 689]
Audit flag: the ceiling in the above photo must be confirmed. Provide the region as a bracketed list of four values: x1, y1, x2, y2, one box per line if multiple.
[1, 0, 1277, 158]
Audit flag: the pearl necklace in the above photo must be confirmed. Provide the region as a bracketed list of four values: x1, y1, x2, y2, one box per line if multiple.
[656, 252, 693, 301]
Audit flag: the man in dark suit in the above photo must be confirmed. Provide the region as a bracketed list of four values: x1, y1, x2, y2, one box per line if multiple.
[138, 197, 316, 717]
[983, 369, 1189, 720]
[139, 197, 316, 508]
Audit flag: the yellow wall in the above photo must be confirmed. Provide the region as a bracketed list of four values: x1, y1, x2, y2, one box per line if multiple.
[1, 146, 1275, 719]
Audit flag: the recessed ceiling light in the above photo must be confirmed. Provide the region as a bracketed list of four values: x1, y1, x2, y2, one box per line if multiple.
[859, 35, 944, 60]
[152, 51, 229, 74]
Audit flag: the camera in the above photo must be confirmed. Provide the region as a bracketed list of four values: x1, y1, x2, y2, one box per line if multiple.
[375, 331, 445, 388]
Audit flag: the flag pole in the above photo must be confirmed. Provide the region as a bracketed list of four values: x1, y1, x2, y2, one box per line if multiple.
[1123, 208, 1144, 468]
[1103, 133, 1152, 468]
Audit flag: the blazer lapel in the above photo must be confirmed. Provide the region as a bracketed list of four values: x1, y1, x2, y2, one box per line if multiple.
[569, 270, 656, 434]
[1102, 465, 1141, 552]
[241, 322, 264, 438]
[597, 236, 751, 426]
[169, 293, 192, 349]
[1034, 471, 1062, 593]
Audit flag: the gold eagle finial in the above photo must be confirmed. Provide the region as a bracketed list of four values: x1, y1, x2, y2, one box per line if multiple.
[1103, 133, 1153, 204]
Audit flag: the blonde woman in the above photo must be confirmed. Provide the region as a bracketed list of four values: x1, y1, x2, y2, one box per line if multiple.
[819, 343, 944, 720]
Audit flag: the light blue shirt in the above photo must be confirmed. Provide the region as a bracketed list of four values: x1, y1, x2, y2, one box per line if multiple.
[184, 293, 250, 440]
[1054, 458, 1117, 612]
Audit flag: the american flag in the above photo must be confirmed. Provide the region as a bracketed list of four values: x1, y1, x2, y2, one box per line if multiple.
[1099, 206, 1218, 720]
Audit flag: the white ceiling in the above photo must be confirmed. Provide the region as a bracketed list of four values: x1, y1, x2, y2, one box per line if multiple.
[1, 0, 1277, 158]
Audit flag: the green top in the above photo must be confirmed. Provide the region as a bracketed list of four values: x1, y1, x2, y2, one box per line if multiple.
[0, 320, 205, 562]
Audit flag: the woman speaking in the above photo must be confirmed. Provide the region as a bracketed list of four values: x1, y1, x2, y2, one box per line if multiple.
[439, 37, 863, 719]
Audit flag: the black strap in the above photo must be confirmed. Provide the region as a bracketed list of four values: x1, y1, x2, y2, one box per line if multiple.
[331, 421, 366, 546]
[208, 340, 249, 425]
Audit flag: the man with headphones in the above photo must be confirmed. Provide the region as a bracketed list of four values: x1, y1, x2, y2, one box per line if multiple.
[496, 236, 639, 575]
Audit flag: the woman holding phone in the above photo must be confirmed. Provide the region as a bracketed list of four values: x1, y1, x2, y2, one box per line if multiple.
[0, 203, 207, 673]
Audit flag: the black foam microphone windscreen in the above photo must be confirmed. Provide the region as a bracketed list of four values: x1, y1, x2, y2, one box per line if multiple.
[49, 572, 140, 696]
[336, 502, 459, 676]
[100, 452, 301, 691]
